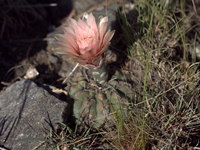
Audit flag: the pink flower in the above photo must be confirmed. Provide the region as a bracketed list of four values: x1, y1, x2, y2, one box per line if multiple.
[55, 12, 115, 69]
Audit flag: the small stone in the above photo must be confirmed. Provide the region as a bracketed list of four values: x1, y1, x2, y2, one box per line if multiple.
[24, 67, 39, 79]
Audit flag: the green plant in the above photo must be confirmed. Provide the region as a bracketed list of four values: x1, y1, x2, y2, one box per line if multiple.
[68, 70, 132, 129]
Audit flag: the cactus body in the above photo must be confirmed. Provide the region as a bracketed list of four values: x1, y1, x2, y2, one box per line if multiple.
[68, 70, 132, 128]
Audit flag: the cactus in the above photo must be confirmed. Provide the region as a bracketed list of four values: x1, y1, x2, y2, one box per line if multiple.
[67, 68, 133, 128]
[54, 11, 122, 128]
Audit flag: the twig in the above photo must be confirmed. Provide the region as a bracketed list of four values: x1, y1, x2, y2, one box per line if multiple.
[31, 141, 45, 150]
[192, 0, 197, 14]
[62, 63, 79, 84]
[85, 136, 97, 150]
[63, 138, 89, 148]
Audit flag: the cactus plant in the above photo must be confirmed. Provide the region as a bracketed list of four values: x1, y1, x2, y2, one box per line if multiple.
[54, 12, 133, 128]
[67, 70, 133, 128]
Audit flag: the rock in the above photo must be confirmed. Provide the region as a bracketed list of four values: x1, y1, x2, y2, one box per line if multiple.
[0, 80, 70, 150]
[73, 0, 103, 14]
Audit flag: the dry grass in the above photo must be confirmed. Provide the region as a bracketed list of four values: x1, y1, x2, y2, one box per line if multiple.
[102, 0, 200, 149]
[45, 0, 200, 149]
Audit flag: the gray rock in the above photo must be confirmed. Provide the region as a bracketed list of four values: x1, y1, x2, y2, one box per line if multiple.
[0, 80, 69, 150]
[73, 0, 103, 14]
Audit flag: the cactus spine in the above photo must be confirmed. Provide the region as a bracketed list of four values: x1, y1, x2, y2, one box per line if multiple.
[90, 65, 108, 85]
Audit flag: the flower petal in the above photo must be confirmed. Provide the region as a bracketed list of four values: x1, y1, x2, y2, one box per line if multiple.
[63, 25, 75, 34]
[97, 16, 108, 40]
[87, 13, 98, 33]
[55, 48, 78, 58]
[97, 16, 103, 27]
[77, 51, 93, 61]
[82, 12, 89, 22]
[102, 30, 115, 46]
[55, 34, 79, 53]
[67, 18, 78, 31]
[92, 56, 102, 66]
[62, 27, 80, 52]
[95, 42, 110, 57]
[55, 34, 67, 42]
[55, 41, 79, 56]
[78, 40, 91, 52]
[87, 38, 98, 49]
[80, 39, 99, 56]
[77, 18, 89, 30]
[68, 18, 85, 39]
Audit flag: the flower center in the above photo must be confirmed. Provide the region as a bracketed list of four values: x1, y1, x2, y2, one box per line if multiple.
[85, 37, 92, 41]
[78, 36, 94, 51]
